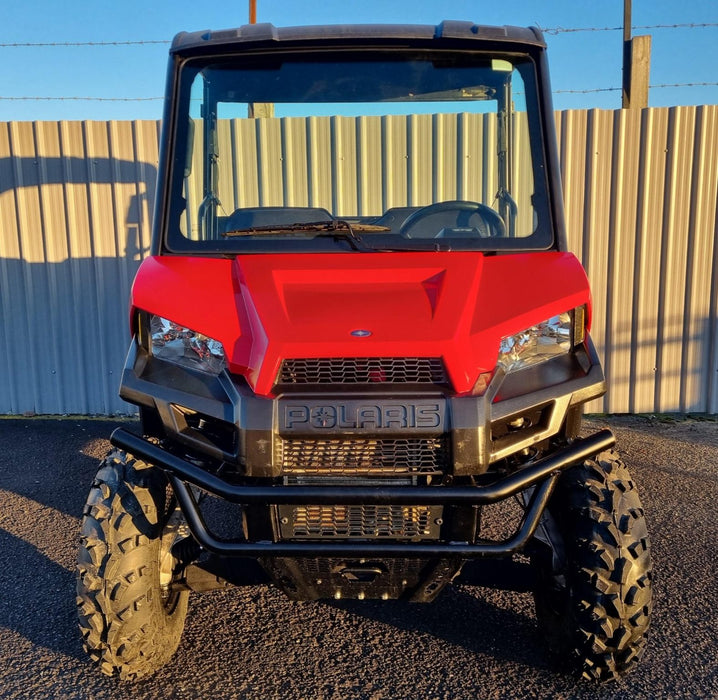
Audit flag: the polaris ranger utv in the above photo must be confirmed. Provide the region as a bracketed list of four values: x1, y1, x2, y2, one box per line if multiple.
[76, 21, 652, 682]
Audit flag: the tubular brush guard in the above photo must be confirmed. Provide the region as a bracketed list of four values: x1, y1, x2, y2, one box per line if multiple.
[110, 427, 615, 558]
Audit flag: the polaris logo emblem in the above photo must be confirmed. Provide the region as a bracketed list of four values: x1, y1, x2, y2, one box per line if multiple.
[281, 400, 445, 432]
[350, 329, 372, 337]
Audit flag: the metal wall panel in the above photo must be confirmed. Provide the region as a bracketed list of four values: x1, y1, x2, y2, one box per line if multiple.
[559, 106, 718, 414]
[356, 116, 382, 215]
[0, 120, 158, 414]
[1, 107, 716, 415]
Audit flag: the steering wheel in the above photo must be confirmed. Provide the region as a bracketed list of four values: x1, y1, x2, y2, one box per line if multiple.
[399, 200, 506, 238]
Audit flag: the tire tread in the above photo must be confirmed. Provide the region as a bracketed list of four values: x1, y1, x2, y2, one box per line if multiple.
[76, 449, 188, 680]
[533, 449, 653, 682]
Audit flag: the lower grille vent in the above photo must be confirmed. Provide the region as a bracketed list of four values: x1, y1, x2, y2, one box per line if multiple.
[277, 504, 442, 540]
[277, 437, 448, 475]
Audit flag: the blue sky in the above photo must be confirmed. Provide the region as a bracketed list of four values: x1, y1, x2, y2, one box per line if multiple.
[1, 0, 716, 121]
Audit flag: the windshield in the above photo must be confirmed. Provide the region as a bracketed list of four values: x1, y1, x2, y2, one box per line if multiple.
[166, 51, 551, 253]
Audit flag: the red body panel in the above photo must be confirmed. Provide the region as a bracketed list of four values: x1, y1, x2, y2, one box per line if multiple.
[131, 252, 592, 396]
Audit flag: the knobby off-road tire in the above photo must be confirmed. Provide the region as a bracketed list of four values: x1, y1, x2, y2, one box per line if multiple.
[532, 450, 653, 682]
[76, 450, 189, 680]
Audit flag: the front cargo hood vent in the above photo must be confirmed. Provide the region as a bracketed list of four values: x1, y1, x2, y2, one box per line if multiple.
[131, 251, 591, 396]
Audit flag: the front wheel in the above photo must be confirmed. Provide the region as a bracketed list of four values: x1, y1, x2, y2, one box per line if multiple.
[531, 450, 653, 681]
[76, 450, 189, 680]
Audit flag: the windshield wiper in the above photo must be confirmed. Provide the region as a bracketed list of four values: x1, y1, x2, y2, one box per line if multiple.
[223, 219, 391, 251]
[221, 218, 462, 252]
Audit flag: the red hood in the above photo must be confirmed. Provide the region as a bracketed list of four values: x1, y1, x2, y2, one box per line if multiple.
[131, 252, 591, 396]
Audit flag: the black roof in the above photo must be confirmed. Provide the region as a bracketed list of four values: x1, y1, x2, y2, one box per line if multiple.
[170, 21, 545, 55]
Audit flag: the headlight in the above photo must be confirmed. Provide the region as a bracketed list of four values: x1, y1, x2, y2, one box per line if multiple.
[497, 307, 586, 373]
[149, 315, 226, 375]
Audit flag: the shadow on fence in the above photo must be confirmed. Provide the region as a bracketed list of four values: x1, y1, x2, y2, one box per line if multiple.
[0, 156, 156, 414]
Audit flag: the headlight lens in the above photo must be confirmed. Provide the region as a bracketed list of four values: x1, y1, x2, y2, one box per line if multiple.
[498, 308, 585, 373]
[149, 315, 226, 375]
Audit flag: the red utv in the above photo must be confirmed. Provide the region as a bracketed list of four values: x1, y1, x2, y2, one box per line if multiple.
[76, 21, 652, 682]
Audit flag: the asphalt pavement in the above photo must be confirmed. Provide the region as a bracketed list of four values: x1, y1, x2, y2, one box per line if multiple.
[0, 415, 716, 699]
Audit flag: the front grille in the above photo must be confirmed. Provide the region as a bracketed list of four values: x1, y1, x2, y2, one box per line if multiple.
[278, 357, 447, 385]
[277, 504, 442, 539]
[277, 436, 449, 475]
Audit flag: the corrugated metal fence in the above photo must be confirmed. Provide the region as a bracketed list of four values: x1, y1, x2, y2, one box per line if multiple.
[1, 107, 717, 415]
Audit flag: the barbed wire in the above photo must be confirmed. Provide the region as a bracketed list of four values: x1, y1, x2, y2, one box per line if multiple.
[541, 22, 718, 35]
[1, 82, 717, 102]
[0, 40, 170, 47]
[648, 82, 718, 88]
[0, 96, 163, 101]
[554, 88, 621, 94]
[555, 81, 718, 94]
[0, 23, 717, 47]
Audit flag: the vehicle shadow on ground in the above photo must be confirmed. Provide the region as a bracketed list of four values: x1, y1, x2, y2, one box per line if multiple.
[0, 420, 125, 663]
[323, 584, 549, 672]
[0, 528, 85, 661]
[0, 419, 125, 519]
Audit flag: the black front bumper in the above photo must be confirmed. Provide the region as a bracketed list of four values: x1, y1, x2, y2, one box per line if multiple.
[111, 427, 615, 559]
[119, 338, 607, 478]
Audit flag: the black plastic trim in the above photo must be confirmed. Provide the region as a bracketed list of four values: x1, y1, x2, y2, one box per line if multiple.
[119, 333, 606, 476]
[170, 23, 546, 56]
